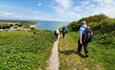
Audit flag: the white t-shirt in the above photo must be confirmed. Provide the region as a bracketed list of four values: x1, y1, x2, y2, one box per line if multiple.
[56, 29, 60, 34]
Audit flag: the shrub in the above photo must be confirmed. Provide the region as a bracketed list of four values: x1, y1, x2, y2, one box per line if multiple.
[95, 33, 113, 44]
[0, 31, 54, 70]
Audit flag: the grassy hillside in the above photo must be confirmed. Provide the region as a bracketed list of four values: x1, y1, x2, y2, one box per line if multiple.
[67, 14, 115, 45]
[59, 32, 115, 70]
[59, 14, 115, 70]
[0, 30, 54, 70]
[67, 14, 115, 32]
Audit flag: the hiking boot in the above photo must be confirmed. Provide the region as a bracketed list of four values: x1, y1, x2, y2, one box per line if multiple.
[75, 51, 81, 54]
[85, 55, 88, 57]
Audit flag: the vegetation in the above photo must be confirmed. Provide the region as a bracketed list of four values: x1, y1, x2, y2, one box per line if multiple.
[67, 14, 114, 31]
[0, 20, 37, 29]
[59, 32, 115, 70]
[59, 14, 115, 70]
[0, 30, 54, 70]
[67, 14, 115, 45]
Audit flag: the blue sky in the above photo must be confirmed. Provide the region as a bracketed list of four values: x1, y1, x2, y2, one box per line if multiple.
[0, 0, 115, 21]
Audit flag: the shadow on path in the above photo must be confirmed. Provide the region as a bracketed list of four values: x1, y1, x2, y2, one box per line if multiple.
[77, 53, 86, 58]
[59, 50, 87, 58]
[59, 50, 75, 55]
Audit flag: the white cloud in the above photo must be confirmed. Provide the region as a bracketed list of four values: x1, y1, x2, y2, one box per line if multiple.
[91, 4, 115, 18]
[0, 11, 27, 19]
[55, 0, 72, 9]
[50, 0, 74, 13]
[50, 0, 80, 21]
[95, 0, 114, 4]
[38, 3, 42, 6]
[0, 11, 13, 16]
[50, 0, 69, 14]
[6, 0, 115, 21]
[60, 0, 115, 21]
[87, 0, 115, 18]
[1, 0, 115, 21]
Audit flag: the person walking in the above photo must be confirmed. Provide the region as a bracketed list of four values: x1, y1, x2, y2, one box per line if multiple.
[54, 28, 60, 41]
[75, 21, 93, 57]
[62, 26, 68, 38]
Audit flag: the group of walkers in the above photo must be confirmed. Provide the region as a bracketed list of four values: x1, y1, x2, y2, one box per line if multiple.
[54, 21, 93, 57]
[54, 26, 68, 41]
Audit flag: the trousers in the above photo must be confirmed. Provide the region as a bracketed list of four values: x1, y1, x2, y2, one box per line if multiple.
[77, 39, 88, 55]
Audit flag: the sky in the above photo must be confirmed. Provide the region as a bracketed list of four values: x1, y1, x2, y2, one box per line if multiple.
[0, 0, 115, 21]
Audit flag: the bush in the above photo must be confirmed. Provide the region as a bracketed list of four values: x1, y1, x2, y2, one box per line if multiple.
[0, 53, 39, 70]
[95, 33, 113, 44]
[67, 21, 80, 31]
[0, 31, 54, 70]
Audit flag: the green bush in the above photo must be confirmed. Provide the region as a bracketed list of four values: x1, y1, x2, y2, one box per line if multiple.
[0, 31, 54, 70]
[0, 53, 39, 70]
[67, 21, 80, 31]
[95, 33, 113, 44]
[67, 14, 115, 33]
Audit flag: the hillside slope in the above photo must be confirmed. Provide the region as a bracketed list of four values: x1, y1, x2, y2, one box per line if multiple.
[0, 30, 54, 70]
[58, 14, 115, 70]
[58, 32, 115, 70]
[67, 14, 115, 33]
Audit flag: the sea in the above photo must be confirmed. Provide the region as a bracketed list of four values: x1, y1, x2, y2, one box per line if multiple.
[36, 20, 69, 30]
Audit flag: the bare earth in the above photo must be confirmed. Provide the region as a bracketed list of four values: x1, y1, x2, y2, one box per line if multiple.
[47, 39, 59, 70]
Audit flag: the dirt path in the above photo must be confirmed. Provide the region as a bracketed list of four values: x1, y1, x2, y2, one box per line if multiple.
[47, 38, 59, 70]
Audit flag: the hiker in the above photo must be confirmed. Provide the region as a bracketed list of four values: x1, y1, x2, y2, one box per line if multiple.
[54, 28, 60, 41]
[75, 21, 93, 57]
[59, 28, 63, 34]
[62, 26, 68, 38]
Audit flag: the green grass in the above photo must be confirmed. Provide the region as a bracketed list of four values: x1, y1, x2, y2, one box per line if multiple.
[0, 30, 54, 70]
[58, 32, 115, 70]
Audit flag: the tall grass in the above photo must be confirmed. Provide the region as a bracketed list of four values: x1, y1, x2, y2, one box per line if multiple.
[58, 32, 115, 70]
[0, 30, 54, 70]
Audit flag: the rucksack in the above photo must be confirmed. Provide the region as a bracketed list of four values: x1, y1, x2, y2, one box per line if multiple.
[83, 27, 93, 43]
[63, 29, 67, 33]
[63, 27, 68, 33]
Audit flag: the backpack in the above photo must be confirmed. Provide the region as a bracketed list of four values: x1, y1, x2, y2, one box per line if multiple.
[63, 27, 68, 33]
[63, 29, 67, 33]
[83, 27, 93, 43]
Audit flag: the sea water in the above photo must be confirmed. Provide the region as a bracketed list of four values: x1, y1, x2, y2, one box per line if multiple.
[36, 20, 69, 30]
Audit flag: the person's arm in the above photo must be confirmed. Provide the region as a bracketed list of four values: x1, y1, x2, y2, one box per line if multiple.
[80, 35, 82, 44]
[80, 28, 83, 44]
